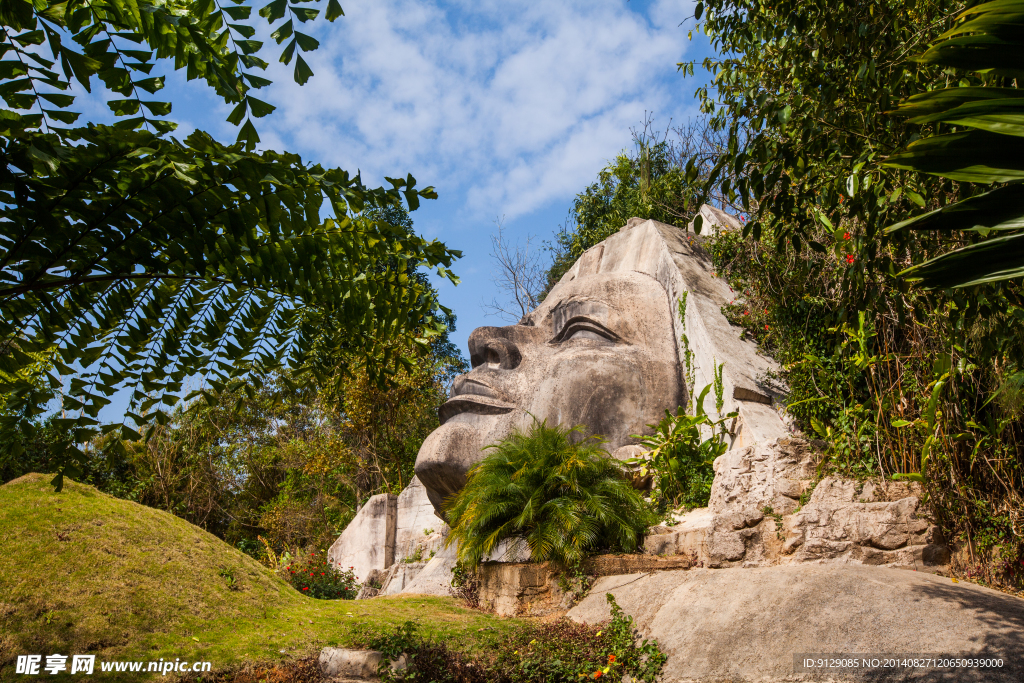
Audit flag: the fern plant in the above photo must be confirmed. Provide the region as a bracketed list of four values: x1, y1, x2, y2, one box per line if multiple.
[444, 420, 654, 568]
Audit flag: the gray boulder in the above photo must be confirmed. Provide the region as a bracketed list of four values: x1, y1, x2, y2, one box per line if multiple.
[569, 564, 1024, 682]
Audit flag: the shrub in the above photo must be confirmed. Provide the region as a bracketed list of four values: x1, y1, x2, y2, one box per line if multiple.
[495, 594, 667, 683]
[281, 549, 359, 599]
[445, 420, 655, 568]
[628, 385, 736, 511]
[355, 594, 667, 683]
[449, 563, 481, 608]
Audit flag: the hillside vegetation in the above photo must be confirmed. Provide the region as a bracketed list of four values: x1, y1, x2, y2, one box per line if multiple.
[0, 474, 520, 681]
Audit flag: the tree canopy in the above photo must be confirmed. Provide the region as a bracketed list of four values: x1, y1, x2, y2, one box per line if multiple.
[0, 0, 461, 489]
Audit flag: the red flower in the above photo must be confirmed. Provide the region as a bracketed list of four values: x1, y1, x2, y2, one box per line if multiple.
[608, 655, 616, 663]
[743, 311, 749, 316]
[843, 232, 851, 240]
[846, 254, 855, 264]
[593, 672, 602, 679]
[303, 587, 309, 590]
[765, 324, 769, 330]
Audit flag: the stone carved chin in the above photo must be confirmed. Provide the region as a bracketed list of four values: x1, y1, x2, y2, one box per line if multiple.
[414, 270, 684, 519]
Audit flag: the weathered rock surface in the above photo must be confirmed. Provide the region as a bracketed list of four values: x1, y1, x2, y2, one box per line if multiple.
[784, 476, 949, 569]
[328, 476, 449, 594]
[687, 203, 743, 234]
[394, 476, 441, 562]
[710, 437, 817, 516]
[477, 555, 697, 617]
[646, 439, 949, 572]
[398, 541, 458, 596]
[327, 493, 396, 584]
[569, 565, 1024, 682]
[477, 561, 566, 617]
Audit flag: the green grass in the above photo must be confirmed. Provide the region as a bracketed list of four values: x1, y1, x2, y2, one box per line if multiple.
[0, 474, 523, 680]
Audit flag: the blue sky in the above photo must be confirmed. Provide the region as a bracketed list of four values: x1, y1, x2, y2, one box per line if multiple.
[140, 0, 716, 357]
[67, 0, 715, 422]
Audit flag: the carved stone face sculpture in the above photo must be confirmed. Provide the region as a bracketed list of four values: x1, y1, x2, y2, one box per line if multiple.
[414, 268, 684, 517]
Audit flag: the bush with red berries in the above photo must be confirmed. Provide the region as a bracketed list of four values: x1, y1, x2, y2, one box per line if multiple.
[282, 549, 359, 600]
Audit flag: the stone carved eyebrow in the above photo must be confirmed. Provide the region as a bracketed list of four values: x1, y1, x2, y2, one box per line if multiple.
[549, 299, 622, 343]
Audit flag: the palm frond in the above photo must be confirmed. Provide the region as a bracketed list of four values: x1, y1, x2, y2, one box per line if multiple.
[445, 419, 654, 568]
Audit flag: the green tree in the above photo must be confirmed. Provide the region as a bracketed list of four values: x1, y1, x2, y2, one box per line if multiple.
[680, 0, 1024, 585]
[0, 0, 461, 490]
[628, 386, 736, 511]
[546, 119, 728, 288]
[445, 420, 653, 568]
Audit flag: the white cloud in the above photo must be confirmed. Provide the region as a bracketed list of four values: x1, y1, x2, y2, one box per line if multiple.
[260, 0, 698, 219]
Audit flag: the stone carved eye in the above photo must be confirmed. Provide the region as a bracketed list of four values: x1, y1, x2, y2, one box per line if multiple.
[566, 328, 607, 342]
[550, 318, 619, 345]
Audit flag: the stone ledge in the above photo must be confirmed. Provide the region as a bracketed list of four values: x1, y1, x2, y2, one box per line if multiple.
[477, 553, 699, 617]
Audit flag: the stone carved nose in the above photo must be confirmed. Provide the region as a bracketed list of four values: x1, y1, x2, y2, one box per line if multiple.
[468, 327, 523, 370]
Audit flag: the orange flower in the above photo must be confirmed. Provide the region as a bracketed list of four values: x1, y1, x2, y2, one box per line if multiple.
[593, 672, 602, 679]
[608, 655, 616, 663]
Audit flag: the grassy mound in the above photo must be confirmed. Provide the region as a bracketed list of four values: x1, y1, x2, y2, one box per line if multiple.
[0, 474, 520, 680]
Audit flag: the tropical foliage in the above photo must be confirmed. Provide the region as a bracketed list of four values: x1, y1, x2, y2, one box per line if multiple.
[2, 333, 462, 556]
[444, 421, 654, 568]
[0, 0, 461, 490]
[884, 0, 1024, 288]
[688, 0, 1023, 586]
[627, 385, 736, 511]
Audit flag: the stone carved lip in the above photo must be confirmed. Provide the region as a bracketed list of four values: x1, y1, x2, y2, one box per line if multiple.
[451, 376, 505, 400]
[438, 394, 515, 424]
[440, 377, 514, 424]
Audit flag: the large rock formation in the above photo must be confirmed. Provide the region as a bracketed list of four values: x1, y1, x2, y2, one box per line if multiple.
[645, 438, 949, 572]
[414, 215, 790, 519]
[568, 565, 1023, 682]
[327, 477, 447, 592]
[317, 211, 1024, 681]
